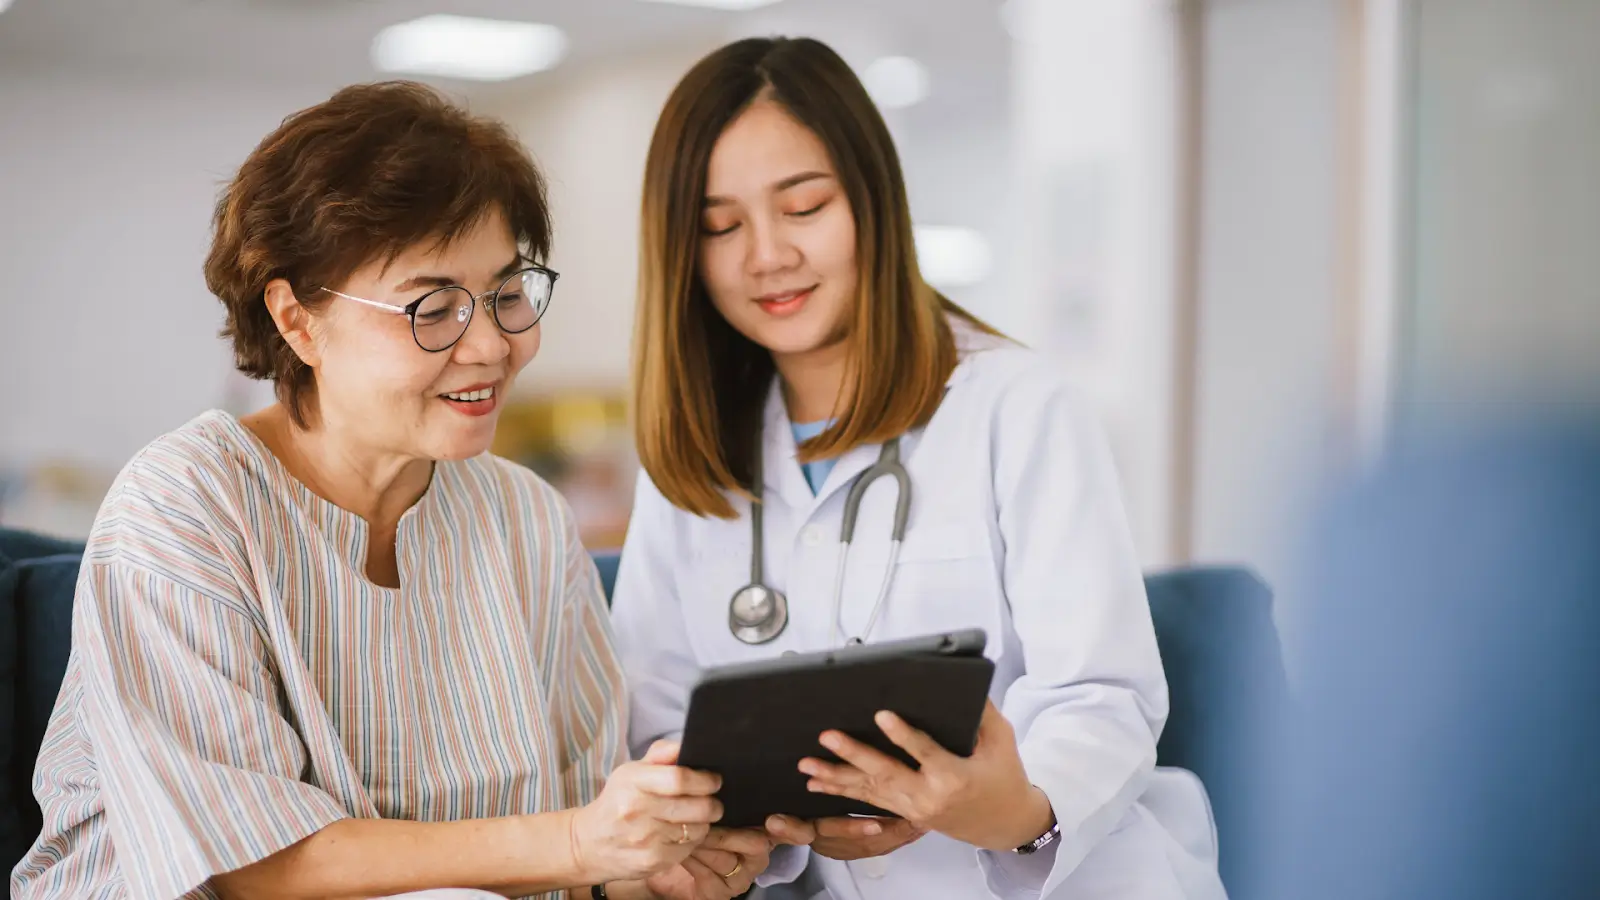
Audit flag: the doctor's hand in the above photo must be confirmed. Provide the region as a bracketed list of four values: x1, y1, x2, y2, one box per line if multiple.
[765, 814, 927, 861]
[642, 827, 771, 900]
[570, 741, 724, 884]
[796, 700, 1056, 852]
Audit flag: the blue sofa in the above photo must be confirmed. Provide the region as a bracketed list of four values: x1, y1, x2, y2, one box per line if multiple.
[1, 530, 1285, 896]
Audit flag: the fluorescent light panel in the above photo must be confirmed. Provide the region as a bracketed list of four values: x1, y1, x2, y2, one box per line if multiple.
[862, 56, 930, 110]
[916, 226, 993, 289]
[371, 15, 567, 82]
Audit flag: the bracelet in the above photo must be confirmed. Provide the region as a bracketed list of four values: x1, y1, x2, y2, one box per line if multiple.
[1015, 820, 1061, 855]
[590, 885, 608, 900]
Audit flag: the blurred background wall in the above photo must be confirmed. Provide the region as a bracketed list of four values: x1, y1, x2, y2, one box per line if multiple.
[2, 0, 1595, 642]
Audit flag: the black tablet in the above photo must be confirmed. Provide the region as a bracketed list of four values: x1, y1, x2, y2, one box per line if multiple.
[676, 629, 996, 828]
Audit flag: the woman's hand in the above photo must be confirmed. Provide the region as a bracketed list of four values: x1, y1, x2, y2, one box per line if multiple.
[796, 700, 1056, 852]
[765, 814, 926, 861]
[642, 828, 772, 900]
[569, 741, 724, 884]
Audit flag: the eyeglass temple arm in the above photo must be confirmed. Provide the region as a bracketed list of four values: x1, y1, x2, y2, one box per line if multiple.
[319, 287, 409, 314]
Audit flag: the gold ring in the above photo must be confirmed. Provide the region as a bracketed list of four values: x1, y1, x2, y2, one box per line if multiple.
[720, 862, 742, 880]
[678, 823, 691, 844]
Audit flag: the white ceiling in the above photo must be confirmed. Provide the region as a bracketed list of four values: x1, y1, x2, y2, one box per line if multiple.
[0, 0, 1013, 108]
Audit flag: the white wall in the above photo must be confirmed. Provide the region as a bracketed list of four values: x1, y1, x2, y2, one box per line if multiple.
[476, 43, 719, 396]
[1010, 0, 1184, 567]
[0, 74, 336, 466]
[1190, 0, 1344, 626]
[0, 73, 343, 531]
[1402, 0, 1600, 411]
[895, 99, 1018, 333]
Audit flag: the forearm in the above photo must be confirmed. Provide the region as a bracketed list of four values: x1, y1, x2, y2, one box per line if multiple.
[212, 809, 589, 900]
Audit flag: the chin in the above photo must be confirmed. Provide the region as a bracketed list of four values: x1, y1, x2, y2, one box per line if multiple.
[749, 316, 844, 359]
[428, 423, 499, 461]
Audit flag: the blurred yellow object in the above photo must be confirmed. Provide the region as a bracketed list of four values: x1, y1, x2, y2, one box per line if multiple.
[32, 461, 114, 503]
[492, 391, 627, 458]
[493, 391, 636, 550]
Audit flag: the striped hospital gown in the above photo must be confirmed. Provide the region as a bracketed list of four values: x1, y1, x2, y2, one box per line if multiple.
[11, 410, 628, 900]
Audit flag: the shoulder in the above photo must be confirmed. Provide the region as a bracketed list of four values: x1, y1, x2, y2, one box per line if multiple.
[951, 334, 1088, 421]
[113, 411, 260, 501]
[88, 410, 261, 590]
[944, 333, 1114, 479]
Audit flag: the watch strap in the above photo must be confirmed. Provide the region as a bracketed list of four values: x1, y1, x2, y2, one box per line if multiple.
[1015, 820, 1061, 855]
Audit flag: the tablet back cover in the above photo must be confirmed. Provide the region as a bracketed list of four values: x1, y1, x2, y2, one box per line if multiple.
[678, 647, 995, 828]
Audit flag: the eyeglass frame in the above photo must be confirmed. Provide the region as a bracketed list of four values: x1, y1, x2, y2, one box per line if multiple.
[318, 264, 560, 353]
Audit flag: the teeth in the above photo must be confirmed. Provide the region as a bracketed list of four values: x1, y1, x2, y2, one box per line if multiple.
[444, 387, 494, 402]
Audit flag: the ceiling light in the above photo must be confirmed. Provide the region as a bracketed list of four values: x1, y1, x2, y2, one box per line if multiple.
[0, 0, 14, 14]
[371, 15, 567, 82]
[862, 56, 931, 111]
[635, 0, 785, 10]
[916, 226, 993, 289]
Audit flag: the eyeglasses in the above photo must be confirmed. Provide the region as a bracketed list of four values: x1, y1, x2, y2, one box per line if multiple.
[320, 265, 558, 353]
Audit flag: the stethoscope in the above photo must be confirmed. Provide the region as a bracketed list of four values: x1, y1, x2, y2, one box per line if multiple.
[728, 435, 912, 647]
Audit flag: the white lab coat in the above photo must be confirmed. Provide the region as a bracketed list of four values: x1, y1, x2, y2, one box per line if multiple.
[611, 327, 1227, 900]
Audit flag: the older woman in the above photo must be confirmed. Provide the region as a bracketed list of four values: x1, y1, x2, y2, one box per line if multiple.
[11, 82, 770, 900]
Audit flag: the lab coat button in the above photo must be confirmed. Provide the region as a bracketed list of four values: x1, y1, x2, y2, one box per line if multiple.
[802, 524, 825, 547]
[858, 857, 889, 879]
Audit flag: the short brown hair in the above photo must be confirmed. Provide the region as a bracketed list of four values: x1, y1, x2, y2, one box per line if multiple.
[206, 80, 552, 426]
[633, 37, 995, 518]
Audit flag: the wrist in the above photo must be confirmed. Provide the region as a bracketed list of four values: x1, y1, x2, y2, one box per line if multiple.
[560, 806, 605, 888]
[989, 784, 1056, 851]
[478, 811, 598, 896]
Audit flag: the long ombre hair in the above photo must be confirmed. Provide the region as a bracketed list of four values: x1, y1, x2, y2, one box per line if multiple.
[633, 37, 994, 519]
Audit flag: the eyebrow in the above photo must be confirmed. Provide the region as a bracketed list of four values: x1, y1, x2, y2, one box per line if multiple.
[703, 171, 833, 208]
[392, 257, 524, 294]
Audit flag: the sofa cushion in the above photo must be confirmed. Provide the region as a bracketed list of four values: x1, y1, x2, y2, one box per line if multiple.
[0, 529, 85, 872]
[12, 554, 82, 841]
[0, 546, 24, 867]
[1145, 566, 1288, 900]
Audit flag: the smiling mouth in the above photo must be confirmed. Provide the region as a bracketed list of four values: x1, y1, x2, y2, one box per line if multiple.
[441, 386, 495, 402]
[756, 286, 816, 315]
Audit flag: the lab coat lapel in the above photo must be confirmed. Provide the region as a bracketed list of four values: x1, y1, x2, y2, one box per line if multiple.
[760, 379, 815, 513]
[812, 346, 977, 506]
[813, 441, 882, 507]
[772, 326, 988, 511]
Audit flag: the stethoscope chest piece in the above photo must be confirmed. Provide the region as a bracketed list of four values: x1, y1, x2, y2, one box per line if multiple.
[729, 582, 788, 645]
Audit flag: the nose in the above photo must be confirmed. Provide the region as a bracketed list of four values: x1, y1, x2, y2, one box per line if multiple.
[450, 294, 511, 365]
[745, 215, 801, 275]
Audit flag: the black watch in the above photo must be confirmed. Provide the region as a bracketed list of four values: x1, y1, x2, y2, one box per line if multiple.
[1015, 820, 1061, 855]
[590, 885, 608, 900]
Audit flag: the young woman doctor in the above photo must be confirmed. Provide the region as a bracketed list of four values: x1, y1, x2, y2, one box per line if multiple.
[611, 37, 1227, 900]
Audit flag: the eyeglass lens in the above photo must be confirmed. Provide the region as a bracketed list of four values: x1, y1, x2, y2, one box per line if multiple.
[411, 268, 553, 352]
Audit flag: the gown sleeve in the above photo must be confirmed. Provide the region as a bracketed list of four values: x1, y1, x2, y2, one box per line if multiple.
[71, 479, 350, 899]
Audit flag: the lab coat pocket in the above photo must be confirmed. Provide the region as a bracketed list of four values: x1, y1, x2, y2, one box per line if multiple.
[878, 520, 1005, 660]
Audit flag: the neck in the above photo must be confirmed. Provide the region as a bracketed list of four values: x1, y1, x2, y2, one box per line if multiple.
[774, 339, 849, 424]
[243, 405, 433, 532]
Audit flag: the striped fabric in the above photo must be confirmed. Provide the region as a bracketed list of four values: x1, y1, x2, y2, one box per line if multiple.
[11, 411, 627, 900]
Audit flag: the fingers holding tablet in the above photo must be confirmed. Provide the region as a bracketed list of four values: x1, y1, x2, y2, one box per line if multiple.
[570, 743, 728, 883]
[811, 816, 927, 861]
